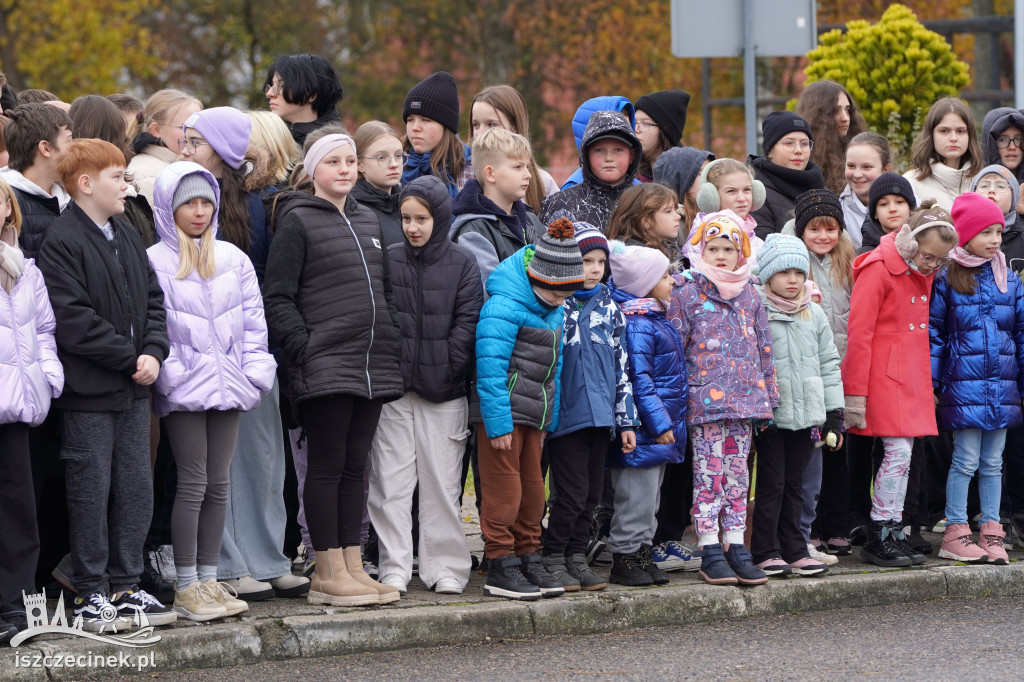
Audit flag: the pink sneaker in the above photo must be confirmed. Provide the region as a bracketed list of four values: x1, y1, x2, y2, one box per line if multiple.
[755, 558, 791, 578]
[937, 523, 988, 562]
[978, 521, 1009, 565]
[789, 557, 828, 577]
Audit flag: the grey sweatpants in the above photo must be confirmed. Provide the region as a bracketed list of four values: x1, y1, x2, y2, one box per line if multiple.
[607, 464, 666, 554]
[61, 399, 152, 595]
[164, 409, 240, 569]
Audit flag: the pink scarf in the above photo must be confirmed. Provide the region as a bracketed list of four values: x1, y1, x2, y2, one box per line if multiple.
[689, 252, 751, 300]
[949, 245, 1007, 293]
[761, 280, 814, 315]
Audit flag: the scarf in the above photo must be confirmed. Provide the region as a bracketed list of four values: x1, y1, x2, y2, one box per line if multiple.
[689, 251, 752, 300]
[761, 280, 814, 315]
[618, 297, 663, 315]
[950, 245, 1008, 293]
[402, 143, 470, 199]
[573, 284, 602, 302]
[749, 155, 826, 201]
[0, 225, 26, 293]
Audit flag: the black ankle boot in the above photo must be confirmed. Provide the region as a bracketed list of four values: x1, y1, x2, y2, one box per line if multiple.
[860, 521, 913, 567]
[892, 525, 926, 565]
[610, 551, 653, 586]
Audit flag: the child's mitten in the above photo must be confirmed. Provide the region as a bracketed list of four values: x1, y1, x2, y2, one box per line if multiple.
[844, 395, 866, 430]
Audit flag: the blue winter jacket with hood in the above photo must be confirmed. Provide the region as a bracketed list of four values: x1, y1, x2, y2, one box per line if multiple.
[560, 96, 639, 190]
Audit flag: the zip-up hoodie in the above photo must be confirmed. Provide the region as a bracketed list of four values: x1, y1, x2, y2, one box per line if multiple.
[539, 110, 641, 231]
[147, 162, 276, 417]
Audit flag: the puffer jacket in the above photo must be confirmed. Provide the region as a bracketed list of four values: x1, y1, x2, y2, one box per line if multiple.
[606, 287, 686, 467]
[2, 168, 72, 259]
[981, 107, 1024, 186]
[0, 254, 63, 426]
[668, 270, 779, 426]
[759, 294, 844, 430]
[476, 246, 564, 438]
[551, 284, 638, 439]
[782, 221, 851, 357]
[560, 96, 637, 190]
[264, 190, 403, 408]
[929, 262, 1024, 431]
[351, 178, 402, 247]
[389, 175, 482, 403]
[748, 155, 826, 239]
[539, 111, 641, 232]
[147, 162, 277, 417]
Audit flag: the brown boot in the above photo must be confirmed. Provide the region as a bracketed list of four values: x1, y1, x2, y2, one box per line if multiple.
[308, 548, 378, 607]
[343, 546, 400, 604]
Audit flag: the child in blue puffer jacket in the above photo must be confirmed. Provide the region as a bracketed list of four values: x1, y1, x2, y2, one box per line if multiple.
[930, 193, 1024, 566]
[604, 241, 687, 587]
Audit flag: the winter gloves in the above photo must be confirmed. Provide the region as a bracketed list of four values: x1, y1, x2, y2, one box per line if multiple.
[822, 410, 844, 450]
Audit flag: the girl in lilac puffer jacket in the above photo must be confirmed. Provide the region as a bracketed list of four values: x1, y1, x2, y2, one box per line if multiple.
[147, 161, 276, 621]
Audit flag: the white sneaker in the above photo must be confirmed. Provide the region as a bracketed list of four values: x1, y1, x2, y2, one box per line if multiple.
[379, 574, 407, 594]
[221, 576, 275, 601]
[434, 577, 463, 594]
[807, 543, 839, 566]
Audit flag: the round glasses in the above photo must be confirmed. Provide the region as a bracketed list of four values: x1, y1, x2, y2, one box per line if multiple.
[778, 138, 814, 151]
[359, 152, 410, 167]
[177, 138, 210, 154]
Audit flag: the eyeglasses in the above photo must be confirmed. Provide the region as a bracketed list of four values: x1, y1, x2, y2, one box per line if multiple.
[916, 251, 950, 268]
[177, 137, 210, 154]
[264, 80, 284, 96]
[977, 180, 1011, 193]
[997, 135, 1023, 149]
[778, 138, 814, 151]
[634, 120, 658, 132]
[359, 152, 410, 167]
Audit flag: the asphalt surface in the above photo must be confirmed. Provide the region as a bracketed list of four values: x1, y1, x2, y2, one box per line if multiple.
[118, 595, 1023, 681]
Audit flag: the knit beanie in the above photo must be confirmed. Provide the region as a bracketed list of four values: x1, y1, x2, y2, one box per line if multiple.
[794, 188, 845, 237]
[868, 172, 917, 220]
[171, 172, 217, 213]
[951, 192, 1006, 247]
[183, 107, 251, 170]
[971, 164, 1021, 227]
[403, 71, 460, 135]
[761, 111, 812, 155]
[757, 233, 810, 282]
[634, 89, 691, 146]
[528, 218, 586, 291]
[574, 221, 609, 256]
[608, 240, 670, 298]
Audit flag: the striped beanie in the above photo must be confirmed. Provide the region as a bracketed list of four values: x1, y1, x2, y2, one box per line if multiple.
[574, 221, 609, 256]
[528, 218, 586, 291]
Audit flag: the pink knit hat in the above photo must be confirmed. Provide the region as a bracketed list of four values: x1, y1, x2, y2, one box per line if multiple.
[952, 192, 1005, 247]
[608, 240, 670, 298]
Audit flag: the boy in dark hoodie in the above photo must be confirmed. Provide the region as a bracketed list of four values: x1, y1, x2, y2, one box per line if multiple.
[451, 128, 541, 293]
[539, 110, 641, 233]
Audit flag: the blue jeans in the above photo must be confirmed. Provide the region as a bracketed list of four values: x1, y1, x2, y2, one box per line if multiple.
[946, 428, 1006, 525]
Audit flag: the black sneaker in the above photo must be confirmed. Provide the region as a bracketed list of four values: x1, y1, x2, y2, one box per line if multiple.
[567, 553, 608, 591]
[541, 554, 581, 592]
[0, 609, 28, 633]
[111, 585, 178, 627]
[905, 528, 933, 555]
[724, 544, 768, 585]
[483, 554, 541, 601]
[140, 554, 176, 604]
[893, 527, 926, 565]
[850, 523, 870, 546]
[860, 522, 913, 568]
[0, 617, 16, 645]
[638, 545, 670, 585]
[609, 551, 653, 586]
[520, 553, 565, 597]
[73, 591, 131, 633]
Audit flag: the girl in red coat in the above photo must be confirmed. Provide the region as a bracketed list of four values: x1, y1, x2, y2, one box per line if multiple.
[842, 201, 957, 567]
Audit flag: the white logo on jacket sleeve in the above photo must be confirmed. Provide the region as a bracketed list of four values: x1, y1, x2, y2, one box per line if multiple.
[372, 238, 381, 249]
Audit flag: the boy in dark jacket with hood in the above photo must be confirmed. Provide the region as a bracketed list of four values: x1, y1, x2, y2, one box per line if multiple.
[539, 110, 641, 232]
[36, 139, 173, 631]
[367, 176, 482, 596]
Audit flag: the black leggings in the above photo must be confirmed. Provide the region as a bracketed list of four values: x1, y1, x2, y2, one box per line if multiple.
[300, 395, 383, 551]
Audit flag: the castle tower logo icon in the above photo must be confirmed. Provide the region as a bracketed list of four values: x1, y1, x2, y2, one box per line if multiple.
[10, 589, 161, 648]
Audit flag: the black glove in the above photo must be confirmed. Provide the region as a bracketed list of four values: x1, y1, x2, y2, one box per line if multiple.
[822, 409, 844, 450]
[756, 419, 777, 436]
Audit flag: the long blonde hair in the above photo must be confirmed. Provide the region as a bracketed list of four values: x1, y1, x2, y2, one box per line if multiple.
[175, 224, 216, 280]
[247, 110, 300, 184]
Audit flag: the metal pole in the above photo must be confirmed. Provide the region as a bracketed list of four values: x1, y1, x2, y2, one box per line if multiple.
[1017, 0, 1024, 109]
[703, 58, 712, 152]
[743, 0, 757, 156]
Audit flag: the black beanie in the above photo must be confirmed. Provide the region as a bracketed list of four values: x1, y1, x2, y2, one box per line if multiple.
[794, 189, 844, 236]
[634, 89, 690, 146]
[868, 172, 917, 220]
[762, 111, 812, 155]
[403, 71, 460, 135]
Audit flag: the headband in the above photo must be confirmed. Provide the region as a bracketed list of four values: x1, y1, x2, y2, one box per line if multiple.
[908, 219, 956, 239]
[303, 134, 357, 179]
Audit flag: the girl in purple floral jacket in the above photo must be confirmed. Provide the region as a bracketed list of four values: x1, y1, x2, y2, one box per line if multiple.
[668, 209, 778, 587]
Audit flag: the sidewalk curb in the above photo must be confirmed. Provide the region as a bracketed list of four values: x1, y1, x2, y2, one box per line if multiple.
[4, 563, 1022, 679]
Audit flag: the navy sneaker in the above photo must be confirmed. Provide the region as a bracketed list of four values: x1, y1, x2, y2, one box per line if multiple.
[73, 591, 131, 633]
[111, 585, 178, 627]
[697, 544, 739, 586]
[724, 544, 768, 586]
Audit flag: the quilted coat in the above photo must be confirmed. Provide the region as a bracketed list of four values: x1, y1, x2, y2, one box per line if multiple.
[606, 286, 686, 468]
[842, 232, 938, 437]
[929, 261, 1024, 431]
[147, 162, 277, 417]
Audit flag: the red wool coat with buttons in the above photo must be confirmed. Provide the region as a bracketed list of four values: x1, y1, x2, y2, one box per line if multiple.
[841, 232, 938, 438]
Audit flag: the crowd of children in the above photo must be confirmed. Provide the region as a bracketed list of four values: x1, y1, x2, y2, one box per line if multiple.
[2, 59, 1024, 643]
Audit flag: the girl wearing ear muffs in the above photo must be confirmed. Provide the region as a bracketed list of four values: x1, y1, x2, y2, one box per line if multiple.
[681, 159, 766, 263]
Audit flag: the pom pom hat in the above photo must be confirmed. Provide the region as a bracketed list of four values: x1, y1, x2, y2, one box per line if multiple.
[528, 218, 586, 291]
[608, 240, 670, 298]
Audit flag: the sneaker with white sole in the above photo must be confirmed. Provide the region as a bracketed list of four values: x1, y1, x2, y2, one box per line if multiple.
[379, 574, 408, 593]
[651, 543, 686, 571]
[110, 586, 177, 627]
[270, 573, 310, 598]
[434, 577, 463, 594]
[204, 580, 249, 616]
[173, 582, 228, 622]
[73, 591, 131, 632]
[220, 575, 275, 601]
[790, 556, 829, 577]
[663, 540, 702, 571]
[807, 543, 839, 566]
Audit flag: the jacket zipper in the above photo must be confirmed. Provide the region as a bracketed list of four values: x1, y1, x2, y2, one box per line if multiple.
[7, 281, 30, 414]
[413, 253, 424, 387]
[202, 277, 226, 403]
[539, 327, 558, 428]
[341, 212, 375, 398]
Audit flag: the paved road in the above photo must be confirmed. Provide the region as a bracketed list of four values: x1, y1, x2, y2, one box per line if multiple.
[118, 595, 1022, 681]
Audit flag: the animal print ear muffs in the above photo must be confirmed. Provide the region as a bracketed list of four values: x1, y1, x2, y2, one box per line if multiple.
[695, 159, 766, 214]
[690, 209, 752, 259]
